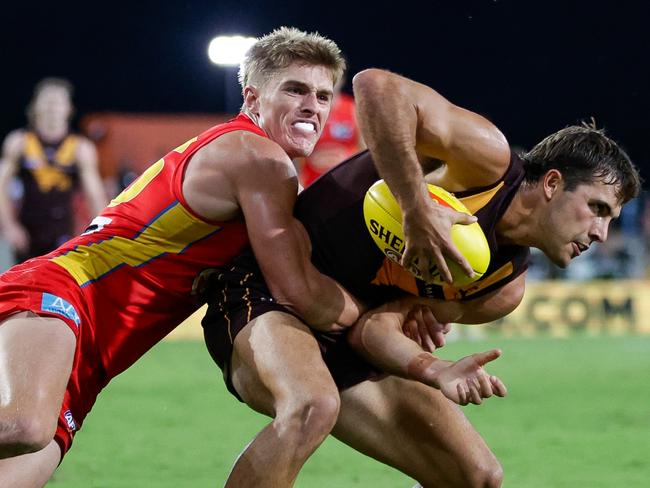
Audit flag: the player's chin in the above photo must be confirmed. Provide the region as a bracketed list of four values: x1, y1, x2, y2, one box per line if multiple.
[289, 140, 317, 158]
[552, 251, 572, 268]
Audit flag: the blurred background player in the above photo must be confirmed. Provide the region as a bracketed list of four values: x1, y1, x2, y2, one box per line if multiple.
[0, 77, 107, 263]
[297, 76, 364, 187]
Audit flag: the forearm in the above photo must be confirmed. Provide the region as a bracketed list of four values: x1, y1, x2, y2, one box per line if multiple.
[353, 69, 430, 213]
[255, 220, 366, 331]
[80, 170, 108, 215]
[0, 194, 18, 232]
[0, 158, 19, 231]
[78, 140, 108, 215]
[87, 189, 108, 216]
[348, 307, 448, 387]
[278, 275, 366, 331]
[346, 292, 517, 383]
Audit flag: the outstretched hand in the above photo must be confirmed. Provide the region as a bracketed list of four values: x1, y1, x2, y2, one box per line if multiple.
[401, 199, 477, 284]
[432, 349, 507, 405]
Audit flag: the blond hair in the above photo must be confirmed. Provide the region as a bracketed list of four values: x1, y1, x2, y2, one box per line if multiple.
[239, 27, 346, 91]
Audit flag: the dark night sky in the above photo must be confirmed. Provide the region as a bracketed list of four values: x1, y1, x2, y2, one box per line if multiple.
[3, 0, 649, 184]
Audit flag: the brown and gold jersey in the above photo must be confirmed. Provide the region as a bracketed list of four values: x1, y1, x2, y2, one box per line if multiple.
[294, 150, 529, 305]
[18, 131, 81, 215]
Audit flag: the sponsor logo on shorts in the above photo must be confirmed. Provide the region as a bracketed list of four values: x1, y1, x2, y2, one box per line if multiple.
[63, 410, 77, 432]
[41, 293, 80, 327]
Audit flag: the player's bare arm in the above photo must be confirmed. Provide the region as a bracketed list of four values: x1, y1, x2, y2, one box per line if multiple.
[0, 131, 29, 252]
[347, 297, 507, 406]
[76, 137, 108, 215]
[347, 275, 523, 402]
[185, 131, 365, 331]
[353, 68, 510, 283]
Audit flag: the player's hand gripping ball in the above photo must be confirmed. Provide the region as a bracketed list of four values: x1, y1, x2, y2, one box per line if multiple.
[363, 180, 490, 286]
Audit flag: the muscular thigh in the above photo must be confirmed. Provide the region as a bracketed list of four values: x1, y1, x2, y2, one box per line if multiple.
[333, 375, 497, 485]
[231, 311, 337, 417]
[0, 311, 76, 418]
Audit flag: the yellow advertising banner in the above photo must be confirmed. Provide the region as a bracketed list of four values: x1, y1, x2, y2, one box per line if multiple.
[481, 280, 650, 337]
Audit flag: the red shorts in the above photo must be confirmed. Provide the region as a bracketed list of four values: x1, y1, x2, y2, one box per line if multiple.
[0, 260, 88, 456]
[0, 257, 196, 458]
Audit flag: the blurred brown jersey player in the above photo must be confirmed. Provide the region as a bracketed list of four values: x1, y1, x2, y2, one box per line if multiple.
[0, 78, 107, 261]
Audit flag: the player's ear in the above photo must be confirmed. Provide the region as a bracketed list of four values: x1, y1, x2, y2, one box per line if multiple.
[542, 169, 563, 200]
[243, 86, 260, 116]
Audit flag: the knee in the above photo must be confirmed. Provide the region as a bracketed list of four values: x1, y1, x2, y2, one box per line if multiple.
[0, 415, 55, 457]
[422, 456, 502, 488]
[465, 458, 503, 488]
[275, 389, 340, 443]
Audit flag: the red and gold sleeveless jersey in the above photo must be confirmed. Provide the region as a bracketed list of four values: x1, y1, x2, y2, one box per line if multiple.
[42, 113, 264, 378]
[0, 114, 268, 453]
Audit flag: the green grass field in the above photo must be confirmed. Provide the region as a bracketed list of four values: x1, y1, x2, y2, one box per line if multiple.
[50, 334, 650, 487]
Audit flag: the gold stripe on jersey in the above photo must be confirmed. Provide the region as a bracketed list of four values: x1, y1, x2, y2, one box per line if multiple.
[371, 258, 419, 294]
[52, 201, 221, 286]
[55, 136, 79, 167]
[443, 261, 514, 300]
[24, 132, 78, 166]
[24, 132, 78, 192]
[108, 159, 165, 207]
[24, 132, 44, 161]
[457, 182, 505, 214]
[173, 137, 197, 154]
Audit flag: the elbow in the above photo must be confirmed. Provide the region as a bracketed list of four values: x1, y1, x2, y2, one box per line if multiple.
[271, 283, 311, 316]
[270, 282, 325, 325]
[501, 282, 525, 316]
[484, 280, 526, 322]
[352, 69, 391, 98]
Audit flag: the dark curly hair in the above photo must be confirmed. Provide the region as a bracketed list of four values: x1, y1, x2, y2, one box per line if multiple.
[521, 123, 641, 204]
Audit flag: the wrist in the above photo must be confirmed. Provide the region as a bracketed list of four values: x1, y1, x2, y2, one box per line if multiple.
[398, 184, 431, 215]
[405, 352, 447, 389]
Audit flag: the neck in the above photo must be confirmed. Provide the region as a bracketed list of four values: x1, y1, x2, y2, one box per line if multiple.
[240, 108, 260, 127]
[34, 120, 68, 142]
[495, 183, 542, 248]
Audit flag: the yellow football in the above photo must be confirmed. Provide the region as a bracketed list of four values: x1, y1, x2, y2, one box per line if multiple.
[363, 180, 490, 286]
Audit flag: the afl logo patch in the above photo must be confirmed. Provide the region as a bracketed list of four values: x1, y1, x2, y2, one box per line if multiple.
[41, 293, 80, 327]
[63, 410, 77, 432]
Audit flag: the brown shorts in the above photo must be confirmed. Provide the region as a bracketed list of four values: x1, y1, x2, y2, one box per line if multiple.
[201, 251, 383, 401]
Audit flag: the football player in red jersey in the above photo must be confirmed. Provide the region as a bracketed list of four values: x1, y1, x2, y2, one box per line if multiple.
[0, 27, 383, 487]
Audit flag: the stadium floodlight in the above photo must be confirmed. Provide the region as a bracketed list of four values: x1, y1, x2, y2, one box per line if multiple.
[208, 35, 256, 66]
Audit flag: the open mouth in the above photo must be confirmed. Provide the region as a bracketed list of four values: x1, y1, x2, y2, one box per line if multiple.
[572, 242, 589, 256]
